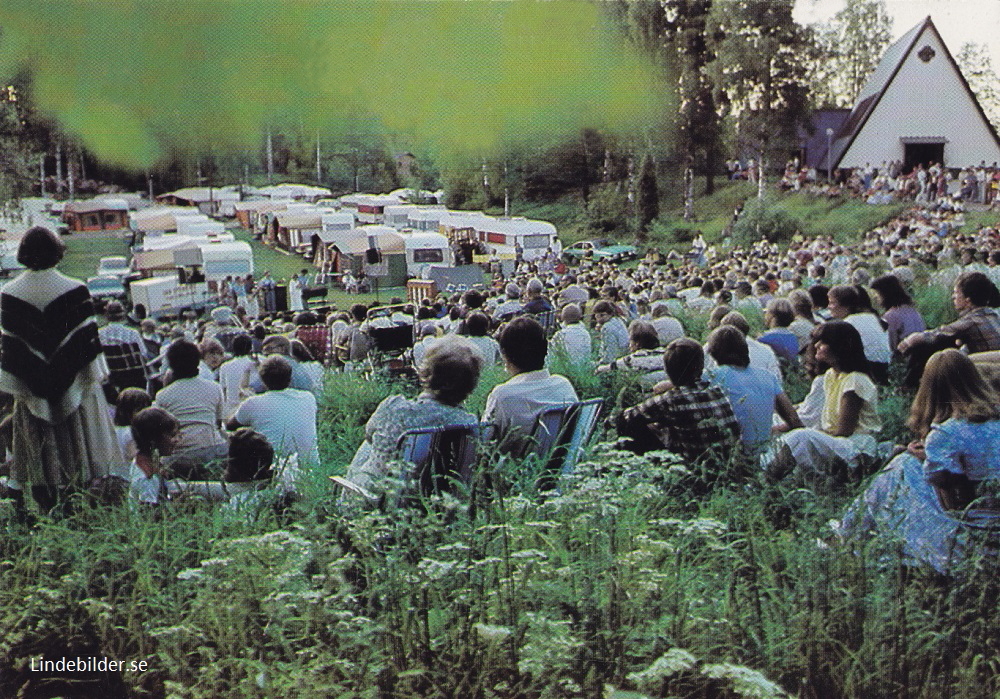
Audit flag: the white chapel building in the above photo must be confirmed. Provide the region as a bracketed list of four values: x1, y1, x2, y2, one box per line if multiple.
[828, 16, 1000, 172]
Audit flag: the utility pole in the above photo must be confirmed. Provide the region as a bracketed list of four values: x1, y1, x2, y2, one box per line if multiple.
[315, 132, 322, 184]
[266, 129, 274, 183]
[39, 154, 45, 198]
[55, 139, 63, 197]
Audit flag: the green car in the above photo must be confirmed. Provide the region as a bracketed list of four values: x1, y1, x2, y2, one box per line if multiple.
[562, 239, 638, 263]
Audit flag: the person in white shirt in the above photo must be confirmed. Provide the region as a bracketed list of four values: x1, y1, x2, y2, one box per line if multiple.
[217, 334, 256, 419]
[228, 355, 320, 466]
[484, 316, 578, 454]
[650, 304, 685, 346]
[549, 303, 592, 367]
[154, 339, 225, 452]
[461, 312, 502, 365]
[827, 284, 891, 384]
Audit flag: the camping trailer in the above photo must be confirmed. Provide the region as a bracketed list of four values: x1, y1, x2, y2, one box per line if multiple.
[402, 232, 453, 278]
[129, 240, 254, 317]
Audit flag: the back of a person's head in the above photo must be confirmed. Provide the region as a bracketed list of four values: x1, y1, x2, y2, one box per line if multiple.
[462, 289, 484, 309]
[720, 310, 750, 336]
[199, 338, 225, 360]
[651, 304, 672, 319]
[262, 334, 291, 356]
[628, 320, 660, 350]
[290, 339, 315, 363]
[419, 338, 482, 406]
[526, 278, 544, 297]
[231, 334, 253, 357]
[259, 354, 293, 391]
[766, 298, 795, 327]
[499, 316, 547, 372]
[226, 427, 275, 482]
[663, 338, 704, 387]
[910, 348, 999, 436]
[706, 325, 750, 368]
[829, 284, 862, 314]
[114, 387, 152, 427]
[592, 300, 616, 317]
[350, 303, 368, 321]
[871, 274, 912, 309]
[464, 311, 490, 337]
[561, 303, 583, 324]
[788, 289, 814, 318]
[294, 311, 318, 326]
[166, 338, 202, 379]
[809, 284, 829, 309]
[131, 407, 179, 456]
[957, 271, 1000, 308]
[17, 226, 65, 271]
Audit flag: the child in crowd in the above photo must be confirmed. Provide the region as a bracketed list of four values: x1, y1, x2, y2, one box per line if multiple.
[129, 407, 181, 506]
[113, 388, 153, 463]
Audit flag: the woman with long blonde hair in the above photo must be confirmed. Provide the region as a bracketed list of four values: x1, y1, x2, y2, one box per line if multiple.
[837, 349, 1000, 572]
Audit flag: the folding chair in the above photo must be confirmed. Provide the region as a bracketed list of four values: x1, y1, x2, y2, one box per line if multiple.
[529, 310, 558, 337]
[525, 398, 604, 489]
[331, 422, 494, 509]
[396, 422, 494, 501]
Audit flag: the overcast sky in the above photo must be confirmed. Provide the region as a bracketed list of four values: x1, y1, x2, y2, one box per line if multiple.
[793, 0, 1000, 65]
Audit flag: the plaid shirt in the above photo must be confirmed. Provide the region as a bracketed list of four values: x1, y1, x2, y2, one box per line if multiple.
[927, 307, 1000, 353]
[618, 380, 740, 463]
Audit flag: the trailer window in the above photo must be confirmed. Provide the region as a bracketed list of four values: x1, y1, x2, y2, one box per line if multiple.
[413, 249, 444, 263]
[522, 234, 550, 249]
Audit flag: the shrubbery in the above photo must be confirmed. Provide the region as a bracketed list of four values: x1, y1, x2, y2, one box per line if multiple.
[730, 197, 804, 247]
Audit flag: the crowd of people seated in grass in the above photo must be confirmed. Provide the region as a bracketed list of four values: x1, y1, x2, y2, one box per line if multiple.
[3, 203, 1000, 573]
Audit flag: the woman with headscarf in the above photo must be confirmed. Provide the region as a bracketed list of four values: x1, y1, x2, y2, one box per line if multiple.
[0, 227, 125, 511]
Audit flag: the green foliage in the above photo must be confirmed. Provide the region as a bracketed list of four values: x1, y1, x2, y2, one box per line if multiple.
[586, 183, 632, 236]
[913, 283, 957, 333]
[635, 153, 659, 236]
[731, 197, 804, 247]
[810, 0, 893, 108]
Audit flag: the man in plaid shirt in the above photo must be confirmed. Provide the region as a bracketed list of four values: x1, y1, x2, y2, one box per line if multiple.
[616, 338, 740, 464]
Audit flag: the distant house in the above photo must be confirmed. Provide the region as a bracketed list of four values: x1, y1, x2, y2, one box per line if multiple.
[62, 198, 130, 232]
[268, 210, 323, 253]
[156, 186, 242, 217]
[255, 183, 332, 203]
[826, 16, 1000, 173]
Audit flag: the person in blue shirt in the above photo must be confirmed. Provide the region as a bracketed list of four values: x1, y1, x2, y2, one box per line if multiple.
[705, 326, 802, 458]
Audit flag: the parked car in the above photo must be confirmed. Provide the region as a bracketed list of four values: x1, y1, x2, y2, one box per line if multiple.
[87, 275, 127, 301]
[561, 240, 638, 263]
[96, 256, 130, 279]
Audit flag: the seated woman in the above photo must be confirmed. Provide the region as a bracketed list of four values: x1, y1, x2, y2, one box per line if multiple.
[763, 321, 880, 484]
[836, 350, 1000, 573]
[870, 274, 925, 360]
[344, 337, 482, 496]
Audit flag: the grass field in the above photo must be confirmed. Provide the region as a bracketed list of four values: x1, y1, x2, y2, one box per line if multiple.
[8, 194, 1000, 696]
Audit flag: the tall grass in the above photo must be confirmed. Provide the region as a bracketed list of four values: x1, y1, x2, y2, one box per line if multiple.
[4, 292, 999, 697]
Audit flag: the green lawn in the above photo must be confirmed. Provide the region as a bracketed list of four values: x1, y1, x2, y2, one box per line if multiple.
[60, 232, 131, 281]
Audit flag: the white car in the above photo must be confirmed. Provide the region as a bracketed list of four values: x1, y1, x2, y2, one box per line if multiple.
[96, 256, 130, 279]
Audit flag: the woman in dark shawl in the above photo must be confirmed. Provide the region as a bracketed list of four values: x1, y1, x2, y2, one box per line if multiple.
[0, 227, 124, 510]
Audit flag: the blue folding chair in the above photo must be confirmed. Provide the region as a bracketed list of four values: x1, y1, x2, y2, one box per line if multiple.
[526, 398, 604, 489]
